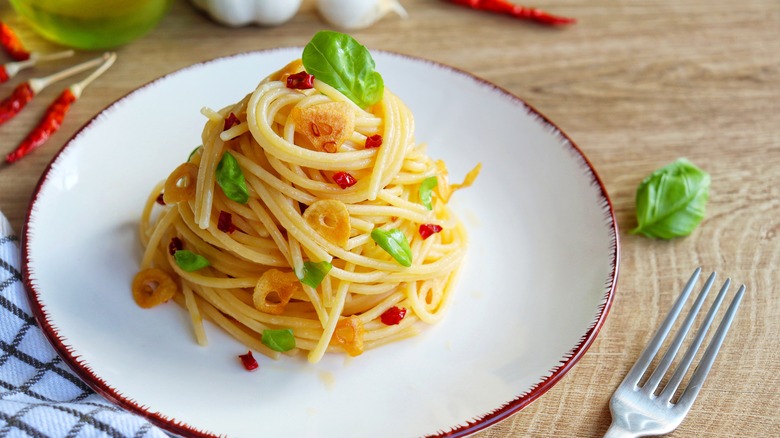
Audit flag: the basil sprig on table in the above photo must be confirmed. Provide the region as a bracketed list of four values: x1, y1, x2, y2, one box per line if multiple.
[419, 176, 438, 210]
[371, 228, 413, 267]
[216, 152, 249, 204]
[302, 31, 384, 109]
[631, 158, 710, 239]
[298, 260, 333, 288]
[261, 328, 296, 352]
[174, 250, 210, 272]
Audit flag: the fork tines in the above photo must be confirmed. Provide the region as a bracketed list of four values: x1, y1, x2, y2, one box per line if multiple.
[627, 267, 745, 406]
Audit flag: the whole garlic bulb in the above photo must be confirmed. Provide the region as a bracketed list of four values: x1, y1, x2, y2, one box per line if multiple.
[190, 0, 303, 27]
[316, 0, 407, 30]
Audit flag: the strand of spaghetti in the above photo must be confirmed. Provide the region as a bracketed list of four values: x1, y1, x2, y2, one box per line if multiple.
[247, 177, 333, 263]
[235, 152, 317, 205]
[366, 91, 401, 199]
[246, 198, 293, 267]
[222, 289, 322, 329]
[288, 230, 329, 326]
[195, 116, 225, 229]
[140, 207, 179, 269]
[345, 204, 438, 224]
[187, 290, 280, 359]
[169, 258, 257, 288]
[172, 222, 267, 278]
[364, 314, 418, 341]
[182, 281, 207, 346]
[376, 189, 435, 217]
[139, 180, 165, 246]
[308, 253, 358, 363]
[177, 201, 287, 267]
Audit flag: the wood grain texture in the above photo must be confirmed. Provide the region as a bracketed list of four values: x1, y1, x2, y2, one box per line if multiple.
[1, 0, 778, 436]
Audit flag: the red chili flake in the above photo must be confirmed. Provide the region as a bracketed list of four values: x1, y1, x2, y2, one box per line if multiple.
[332, 172, 357, 189]
[286, 71, 315, 89]
[419, 224, 443, 240]
[238, 351, 259, 371]
[380, 306, 407, 325]
[218, 211, 236, 234]
[168, 237, 183, 255]
[364, 134, 383, 148]
[156, 193, 165, 205]
[223, 112, 240, 131]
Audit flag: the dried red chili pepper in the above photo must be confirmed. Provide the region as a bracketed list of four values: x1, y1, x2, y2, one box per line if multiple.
[224, 112, 240, 130]
[447, 0, 576, 26]
[218, 211, 236, 234]
[4, 53, 116, 164]
[380, 306, 407, 325]
[332, 171, 357, 189]
[238, 351, 259, 371]
[364, 134, 383, 148]
[168, 237, 183, 255]
[5, 89, 75, 163]
[286, 71, 315, 89]
[0, 22, 30, 61]
[0, 66, 8, 83]
[0, 82, 34, 126]
[419, 224, 443, 240]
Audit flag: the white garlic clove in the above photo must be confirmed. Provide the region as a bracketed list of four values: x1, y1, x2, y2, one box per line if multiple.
[316, 0, 407, 30]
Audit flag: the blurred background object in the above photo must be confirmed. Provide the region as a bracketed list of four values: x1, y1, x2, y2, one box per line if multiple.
[189, 0, 303, 27]
[8, 0, 171, 50]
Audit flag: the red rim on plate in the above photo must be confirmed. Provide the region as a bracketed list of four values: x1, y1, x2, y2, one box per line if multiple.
[21, 49, 619, 437]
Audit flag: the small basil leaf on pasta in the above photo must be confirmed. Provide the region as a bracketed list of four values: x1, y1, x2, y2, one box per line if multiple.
[188, 145, 202, 162]
[174, 250, 210, 272]
[298, 261, 333, 288]
[216, 152, 249, 204]
[419, 176, 438, 210]
[262, 328, 296, 352]
[302, 31, 384, 109]
[631, 158, 710, 239]
[371, 228, 412, 267]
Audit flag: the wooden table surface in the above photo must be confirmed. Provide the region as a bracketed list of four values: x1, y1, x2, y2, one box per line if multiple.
[1, 0, 778, 436]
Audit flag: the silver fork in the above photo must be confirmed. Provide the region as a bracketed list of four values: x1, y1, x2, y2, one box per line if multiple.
[605, 268, 745, 437]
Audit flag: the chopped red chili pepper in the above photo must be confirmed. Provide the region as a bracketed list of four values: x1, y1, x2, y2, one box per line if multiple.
[5, 89, 76, 163]
[156, 193, 165, 205]
[419, 224, 443, 240]
[447, 0, 576, 26]
[218, 211, 236, 234]
[380, 306, 407, 325]
[0, 66, 8, 84]
[168, 237, 183, 255]
[0, 82, 34, 126]
[332, 172, 357, 189]
[224, 112, 240, 130]
[0, 22, 30, 61]
[364, 134, 383, 148]
[238, 351, 259, 371]
[286, 71, 315, 89]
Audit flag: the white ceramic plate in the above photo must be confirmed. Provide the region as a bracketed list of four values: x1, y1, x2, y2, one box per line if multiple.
[23, 49, 618, 437]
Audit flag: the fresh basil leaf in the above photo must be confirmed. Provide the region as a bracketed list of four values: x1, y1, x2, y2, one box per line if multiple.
[371, 228, 412, 267]
[302, 31, 384, 108]
[419, 176, 438, 210]
[298, 260, 333, 288]
[631, 158, 710, 239]
[174, 250, 210, 272]
[261, 328, 296, 352]
[216, 152, 249, 204]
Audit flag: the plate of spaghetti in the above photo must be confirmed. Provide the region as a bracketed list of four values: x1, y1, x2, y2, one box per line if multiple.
[23, 32, 618, 437]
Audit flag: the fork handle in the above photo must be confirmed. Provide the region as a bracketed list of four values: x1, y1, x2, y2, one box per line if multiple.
[604, 422, 639, 438]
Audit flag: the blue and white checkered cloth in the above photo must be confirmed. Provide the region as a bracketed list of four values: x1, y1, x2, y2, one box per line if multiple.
[0, 213, 167, 438]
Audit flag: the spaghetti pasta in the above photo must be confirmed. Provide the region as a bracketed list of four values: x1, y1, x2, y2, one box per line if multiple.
[134, 32, 479, 364]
